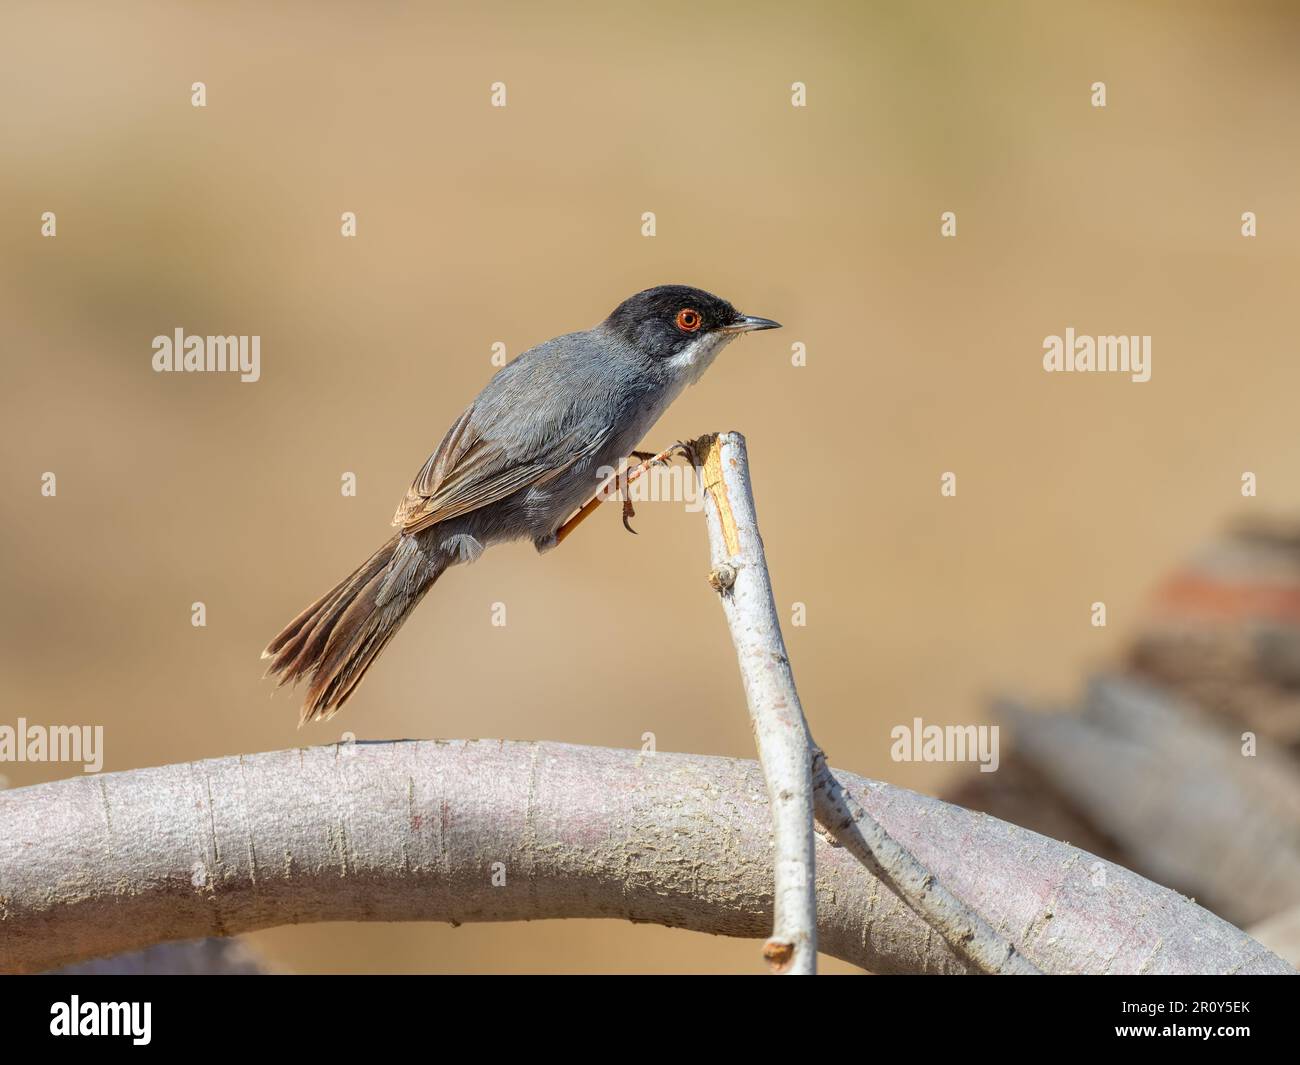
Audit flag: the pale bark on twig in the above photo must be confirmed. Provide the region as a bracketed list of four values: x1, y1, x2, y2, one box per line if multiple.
[1, 740, 1289, 975]
[690, 432, 1038, 974]
[810, 753, 1040, 974]
[693, 432, 817, 974]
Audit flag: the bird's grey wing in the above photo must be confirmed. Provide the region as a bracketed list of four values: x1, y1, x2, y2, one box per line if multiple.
[391, 401, 612, 536]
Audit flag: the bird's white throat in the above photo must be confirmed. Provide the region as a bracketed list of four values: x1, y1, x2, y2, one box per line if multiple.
[665, 331, 738, 387]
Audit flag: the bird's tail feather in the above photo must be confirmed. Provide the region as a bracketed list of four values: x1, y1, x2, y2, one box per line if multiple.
[262, 534, 443, 723]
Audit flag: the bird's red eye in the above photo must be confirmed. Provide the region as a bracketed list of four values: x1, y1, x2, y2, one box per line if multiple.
[675, 308, 702, 332]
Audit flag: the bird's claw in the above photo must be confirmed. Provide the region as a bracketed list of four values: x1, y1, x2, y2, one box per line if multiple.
[618, 441, 695, 536]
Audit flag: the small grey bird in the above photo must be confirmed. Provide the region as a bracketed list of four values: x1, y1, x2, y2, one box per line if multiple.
[263, 284, 780, 722]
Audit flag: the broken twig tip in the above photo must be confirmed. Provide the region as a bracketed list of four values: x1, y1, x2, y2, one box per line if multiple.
[762, 937, 795, 972]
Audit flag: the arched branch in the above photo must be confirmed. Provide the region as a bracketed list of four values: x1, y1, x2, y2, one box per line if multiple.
[0, 739, 1289, 974]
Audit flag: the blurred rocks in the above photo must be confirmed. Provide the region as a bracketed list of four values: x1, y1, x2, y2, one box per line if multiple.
[947, 518, 1300, 936]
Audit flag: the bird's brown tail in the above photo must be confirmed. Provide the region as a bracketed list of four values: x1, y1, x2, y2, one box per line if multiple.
[262, 534, 443, 724]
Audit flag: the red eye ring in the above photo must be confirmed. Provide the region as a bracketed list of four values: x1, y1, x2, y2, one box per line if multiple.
[675, 308, 702, 333]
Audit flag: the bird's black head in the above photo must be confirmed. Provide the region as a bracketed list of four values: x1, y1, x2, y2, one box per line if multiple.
[603, 284, 780, 360]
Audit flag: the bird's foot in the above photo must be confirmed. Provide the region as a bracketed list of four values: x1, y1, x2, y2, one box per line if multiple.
[619, 441, 695, 534]
[553, 441, 697, 545]
[630, 440, 696, 472]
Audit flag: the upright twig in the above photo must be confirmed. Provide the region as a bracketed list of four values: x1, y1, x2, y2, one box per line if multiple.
[690, 431, 1040, 975]
[692, 432, 818, 974]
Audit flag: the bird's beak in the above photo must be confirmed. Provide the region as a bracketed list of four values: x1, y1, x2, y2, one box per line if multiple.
[724, 314, 782, 333]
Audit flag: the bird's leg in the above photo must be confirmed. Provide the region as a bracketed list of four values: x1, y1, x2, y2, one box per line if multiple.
[623, 441, 696, 484]
[553, 491, 606, 547]
[552, 462, 627, 547]
[629, 441, 696, 470]
[552, 441, 697, 545]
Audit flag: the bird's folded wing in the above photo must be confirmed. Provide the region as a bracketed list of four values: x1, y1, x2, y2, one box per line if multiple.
[392, 404, 611, 535]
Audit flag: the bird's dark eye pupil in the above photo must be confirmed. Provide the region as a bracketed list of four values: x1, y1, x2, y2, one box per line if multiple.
[676, 309, 701, 332]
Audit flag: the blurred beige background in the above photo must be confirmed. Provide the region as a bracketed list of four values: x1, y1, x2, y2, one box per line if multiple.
[2, 1, 1298, 972]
